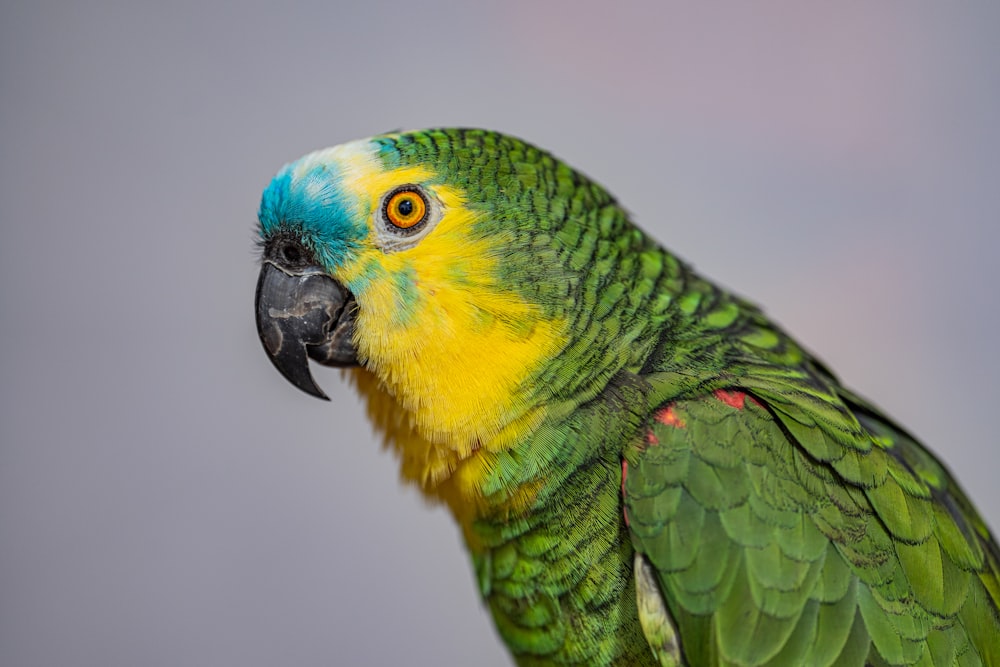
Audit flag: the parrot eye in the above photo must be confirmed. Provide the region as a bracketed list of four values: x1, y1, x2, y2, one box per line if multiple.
[382, 186, 429, 231]
[374, 184, 442, 253]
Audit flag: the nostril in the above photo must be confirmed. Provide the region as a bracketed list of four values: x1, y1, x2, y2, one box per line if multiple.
[281, 242, 302, 265]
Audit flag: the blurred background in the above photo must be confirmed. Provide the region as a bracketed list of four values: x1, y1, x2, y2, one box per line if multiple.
[2, 2, 998, 665]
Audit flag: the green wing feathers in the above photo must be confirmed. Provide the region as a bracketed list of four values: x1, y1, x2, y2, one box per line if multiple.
[623, 386, 1000, 666]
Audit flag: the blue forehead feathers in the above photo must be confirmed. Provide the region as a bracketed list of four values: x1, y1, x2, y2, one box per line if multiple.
[257, 155, 369, 268]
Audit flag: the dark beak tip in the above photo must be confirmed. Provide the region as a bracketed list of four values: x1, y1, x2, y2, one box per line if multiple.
[295, 375, 331, 401]
[272, 366, 330, 401]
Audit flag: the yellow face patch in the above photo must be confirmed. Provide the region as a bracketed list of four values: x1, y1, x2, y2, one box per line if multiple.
[325, 142, 567, 506]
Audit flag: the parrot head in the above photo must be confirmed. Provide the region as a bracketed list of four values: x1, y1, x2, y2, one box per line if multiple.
[255, 129, 650, 467]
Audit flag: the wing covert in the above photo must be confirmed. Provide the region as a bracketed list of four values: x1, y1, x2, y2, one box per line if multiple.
[623, 388, 999, 666]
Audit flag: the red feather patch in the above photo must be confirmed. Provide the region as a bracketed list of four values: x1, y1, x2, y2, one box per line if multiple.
[655, 405, 686, 428]
[714, 389, 747, 410]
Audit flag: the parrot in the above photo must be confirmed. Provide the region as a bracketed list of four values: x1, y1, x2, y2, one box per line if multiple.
[254, 128, 1000, 666]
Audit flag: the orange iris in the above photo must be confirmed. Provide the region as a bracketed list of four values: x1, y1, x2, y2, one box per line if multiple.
[385, 189, 427, 229]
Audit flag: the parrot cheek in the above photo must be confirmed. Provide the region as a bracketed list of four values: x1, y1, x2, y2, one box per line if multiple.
[255, 261, 359, 400]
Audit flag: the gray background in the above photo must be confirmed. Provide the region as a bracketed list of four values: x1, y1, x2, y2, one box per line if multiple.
[2, 2, 998, 665]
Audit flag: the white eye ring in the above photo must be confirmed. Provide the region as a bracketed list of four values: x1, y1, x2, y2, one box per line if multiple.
[374, 184, 443, 253]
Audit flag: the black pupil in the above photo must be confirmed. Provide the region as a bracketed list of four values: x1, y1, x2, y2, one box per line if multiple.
[397, 198, 414, 217]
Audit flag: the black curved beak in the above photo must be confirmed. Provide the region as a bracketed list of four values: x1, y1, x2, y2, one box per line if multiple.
[255, 261, 358, 400]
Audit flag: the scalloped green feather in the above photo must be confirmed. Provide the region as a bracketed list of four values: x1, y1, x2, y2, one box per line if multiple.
[717, 556, 807, 665]
[897, 537, 971, 617]
[866, 475, 936, 543]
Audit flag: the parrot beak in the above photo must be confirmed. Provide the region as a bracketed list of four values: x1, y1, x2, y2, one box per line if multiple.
[255, 261, 358, 400]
